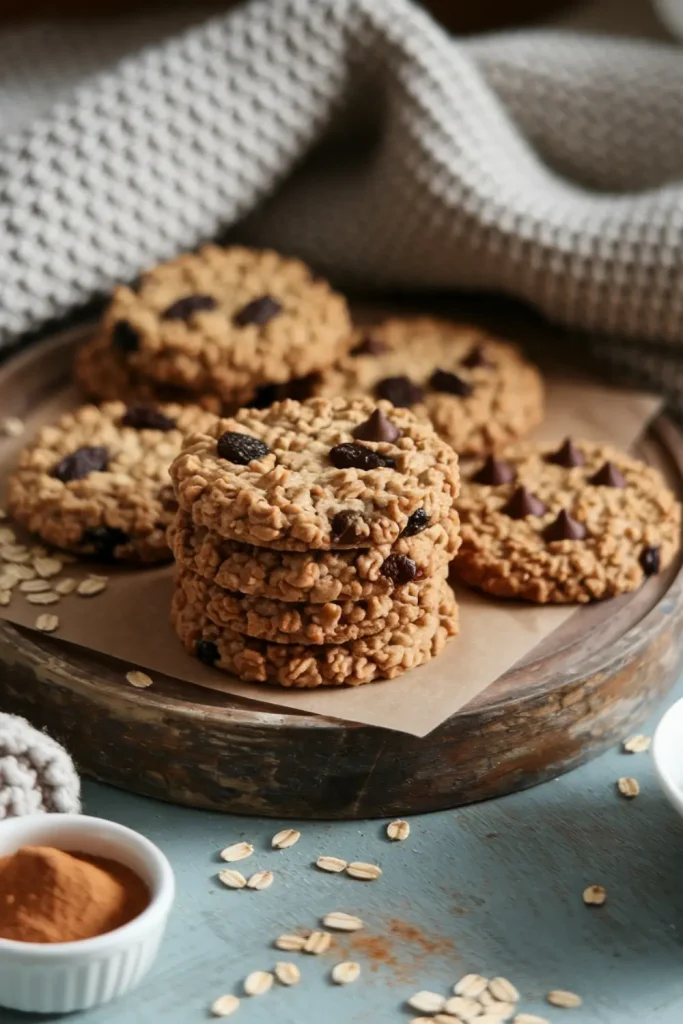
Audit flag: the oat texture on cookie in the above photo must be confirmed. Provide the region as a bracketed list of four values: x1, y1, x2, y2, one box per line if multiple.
[314, 317, 544, 455]
[455, 439, 681, 602]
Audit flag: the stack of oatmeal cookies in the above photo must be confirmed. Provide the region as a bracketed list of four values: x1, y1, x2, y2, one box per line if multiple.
[168, 396, 461, 688]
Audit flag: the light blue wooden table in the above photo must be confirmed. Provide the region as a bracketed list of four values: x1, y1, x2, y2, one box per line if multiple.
[7, 681, 683, 1024]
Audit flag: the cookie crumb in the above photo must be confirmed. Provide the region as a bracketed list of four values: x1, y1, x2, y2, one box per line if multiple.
[583, 885, 607, 906]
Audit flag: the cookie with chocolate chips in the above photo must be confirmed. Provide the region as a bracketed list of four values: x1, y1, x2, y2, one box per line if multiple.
[170, 396, 460, 550]
[97, 245, 352, 405]
[314, 316, 544, 455]
[8, 401, 216, 563]
[454, 439, 681, 602]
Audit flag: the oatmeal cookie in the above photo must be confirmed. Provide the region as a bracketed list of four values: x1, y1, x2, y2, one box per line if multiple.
[314, 317, 544, 455]
[172, 575, 458, 688]
[176, 563, 447, 645]
[454, 439, 681, 602]
[169, 507, 460, 603]
[170, 397, 460, 550]
[8, 401, 216, 563]
[100, 245, 352, 404]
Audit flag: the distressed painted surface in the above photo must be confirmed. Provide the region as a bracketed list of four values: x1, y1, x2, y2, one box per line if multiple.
[5, 682, 683, 1023]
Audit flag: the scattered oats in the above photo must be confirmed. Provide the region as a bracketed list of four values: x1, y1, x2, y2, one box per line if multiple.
[220, 842, 254, 863]
[26, 591, 59, 605]
[304, 930, 332, 955]
[1, 545, 31, 564]
[0, 591, 10, 606]
[345, 862, 382, 881]
[0, 417, 25, 438]
[444, 995, 483, 1020]
[243, 971, 273, 996]
[316, 855, 348, 873]
[332, 961, 360, 985]
[455, 976, 489, 999]
[33, 557, 63, 579]
[322, 912, 364, 932]
[480, 991, 497, 1009]
[210, 994, 240, 1017]
[483, 1001, 516, 1020]
[55, 577, 77, 595]
[35, 613, 59, 633]
[408, 991, 447, 1014]
[623, 734, 650, 753]
[0, 509, 6, 520]
[247, 870, 274, 891]
[583, 884, 607, 906]
[274, 934, 306, 951]
[126, 669, 153, 689]
[274, 962, 300, 986]
[513, 1016, 550, 1024]
[387, 819, 410, 841]
[5, 564, 35, 581]
[272, 828, 301, 850]
[480, 1016, 516, 1024]
[410, 1019, 435, 1024]
[77, 577, 107, 596]
[547, 990, 582, 1009]
[218, 869, 247, 889]
[617, 776, 640, 798]
[0, 574, 17, 591]
[489, 978, 520, 1004]
[88, 574, 109, 583]
[20, 579, 52, 593]
[434, 1017, 462, 1024]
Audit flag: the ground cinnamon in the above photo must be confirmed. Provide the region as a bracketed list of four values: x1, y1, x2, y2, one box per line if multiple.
[0, 845, 149, 943]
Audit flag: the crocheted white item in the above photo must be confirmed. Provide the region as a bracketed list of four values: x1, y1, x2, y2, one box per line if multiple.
[0, 713, 81, 819]
[1, 0, 683, 390]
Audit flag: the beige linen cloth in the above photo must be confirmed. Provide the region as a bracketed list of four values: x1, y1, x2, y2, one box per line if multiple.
[1, 0, 683, 409]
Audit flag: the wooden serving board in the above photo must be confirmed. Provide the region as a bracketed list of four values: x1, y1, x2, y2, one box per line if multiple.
[0, 327, 682, 819]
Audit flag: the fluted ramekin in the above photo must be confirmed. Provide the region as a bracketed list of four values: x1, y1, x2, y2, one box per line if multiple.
[0, 813, 175, 1013]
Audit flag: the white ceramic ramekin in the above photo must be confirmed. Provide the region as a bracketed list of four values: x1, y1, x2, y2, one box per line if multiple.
[653, 697, 683, 820]
[0, 813, 175, 1013]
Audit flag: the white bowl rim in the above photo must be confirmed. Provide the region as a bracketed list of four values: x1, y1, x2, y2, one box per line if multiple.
[0, 814, 175, 958]
[653, 697, 683, 815]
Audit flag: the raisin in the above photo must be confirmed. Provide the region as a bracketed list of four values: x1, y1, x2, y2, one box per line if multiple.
[429, 368, 473, 397]
[330, 510, 367, 544]
[82, 526, 128, 559]
[233, 295, 282, 327]
[162, 294, 217, 320]
[402, 508, 430, 537]
[375, 376, 424, 408]
[112, 320, 140, 353]
[52, 446, 109, 483]
[640, 546, 660, 576]
[216, 432, 270, 465]
[122, 405, 176, 431]
[380, 554, 418, 585]
[196, 639, 219, 666]
[329, 443, 395, 470]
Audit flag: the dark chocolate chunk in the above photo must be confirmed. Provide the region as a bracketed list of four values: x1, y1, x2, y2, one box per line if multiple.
[329, 442, 395, 471]
[352, 409, 401, 443]
[196, 639, 219, 666]
[216, 432, 270, 465]
[429, 368, 473, 397]
[546, 439, 585, 468]
[233, 294, 282, 327]
[52, 446, 109, 483]
[501, 486, 547, 519]
[112, 319, 140, 353]
[352, 335, 387, 356]
[472, 456, 515, 486]
[640, 546, 660, 576]
[375, 376, 424, 408]
[330, 510, 367, 544]
[461, 344, 490, 369]
[401, 508, 430, 537]
[589, 461, 626, 488]
[380, 553, 418, 585]
[121, 405, 176, 431]
[82, 526, 128, 559]
[543, 509, 587, 542]
[162, 294, 217, 320]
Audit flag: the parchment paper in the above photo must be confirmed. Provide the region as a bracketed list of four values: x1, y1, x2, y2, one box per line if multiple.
[0, 380, 663, 737]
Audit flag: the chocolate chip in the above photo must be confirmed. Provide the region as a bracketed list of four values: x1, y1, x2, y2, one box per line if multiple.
[501, 486, 547, 519]
[471, 456, 516, 486]
[112, 319, 140, 353]
[640, 546, 660, 576]
[122, 405, 176, 431]
[52, 446, 109, 483]
[429, 368, 473, 397]
[375, 376, 424, 408]
[380, 553, 418, 585]
[196, 639, 219, 666]
[330, 510, 367, 544]
[158, 485, 178, 513]
[461, 344, 490, 369]
[546, 439, 585, 468]
[233, 295, 282, 327]
[82, 526, 128, 559]
[162, 294, 217, 320]
[352, 335, 387, 356]
[216, 432, 270, 465]
[352, 409, 401, 443]
[589, 461, 627, 488]
[543, 509, 587, 542]
[401, 508, 430, 537]
[329, 442, 395, 471]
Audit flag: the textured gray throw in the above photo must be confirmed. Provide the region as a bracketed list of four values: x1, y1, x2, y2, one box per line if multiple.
[2, 0, 683, 407]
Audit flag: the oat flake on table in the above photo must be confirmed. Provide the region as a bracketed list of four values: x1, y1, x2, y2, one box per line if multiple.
[332, 961, 361, 984]
[322, 911, 364, 932]
[623, 733, 650, 753]
[547, 989, 582, 1008]
[275, 934, 306, 951]
[316, 855, 348, 873]
[210, 994, 240, 1017]
[247, 869, 274, 890]
[274, 961, 300, 986]
[304, 930, 332, 954]
[243, 971, 273, 996]
[345, 861, 382, 881]
[272, 828, 300, 849]
[220, 842, 254, 863]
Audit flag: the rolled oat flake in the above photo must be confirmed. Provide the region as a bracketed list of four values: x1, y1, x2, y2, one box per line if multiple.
[210, 994, 240, 1017]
